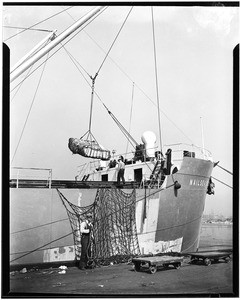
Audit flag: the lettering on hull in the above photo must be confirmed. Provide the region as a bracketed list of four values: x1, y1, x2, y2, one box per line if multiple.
[189, 179, 208, 187]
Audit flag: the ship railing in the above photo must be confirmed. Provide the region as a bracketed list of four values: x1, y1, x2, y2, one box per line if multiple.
[76, 144, 212, 180]
[76, 147, 158, 180]
[10, 167, 52, 188]
[76, 150, 134, 180]
[163, 143, 213, 163]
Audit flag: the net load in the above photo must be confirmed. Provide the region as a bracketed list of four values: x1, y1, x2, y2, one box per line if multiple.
[68, 137, 111, 161]
[57, 188, 140, 265]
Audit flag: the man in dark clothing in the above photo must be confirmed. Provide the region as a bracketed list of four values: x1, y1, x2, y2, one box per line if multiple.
[117, 156, 125, 185]
[79, 213, 93, 270]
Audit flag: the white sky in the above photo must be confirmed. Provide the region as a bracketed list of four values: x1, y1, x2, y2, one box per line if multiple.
[3, 4, 238, 217]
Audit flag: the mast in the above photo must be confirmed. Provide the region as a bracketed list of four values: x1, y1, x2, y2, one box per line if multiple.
[10, 6, 106, 82]
[200, 116, 205, 158]
[151, 7, 163, 153]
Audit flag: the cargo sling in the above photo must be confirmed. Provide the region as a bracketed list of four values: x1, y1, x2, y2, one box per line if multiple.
[57, 188, 140, 265]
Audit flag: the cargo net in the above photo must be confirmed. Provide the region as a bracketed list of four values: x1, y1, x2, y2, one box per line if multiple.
[57, 188, 140, 266]
[68, 131, 111, 161]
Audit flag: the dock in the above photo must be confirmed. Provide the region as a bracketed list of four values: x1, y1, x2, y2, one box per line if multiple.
[6, 256, 235, 296]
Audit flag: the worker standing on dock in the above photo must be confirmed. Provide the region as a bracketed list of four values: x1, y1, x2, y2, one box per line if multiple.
[79, 213, 93, 270]
[117, 156, 125, 185]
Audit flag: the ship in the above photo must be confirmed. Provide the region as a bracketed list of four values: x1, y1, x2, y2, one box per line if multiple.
[5, 5, 228, 269]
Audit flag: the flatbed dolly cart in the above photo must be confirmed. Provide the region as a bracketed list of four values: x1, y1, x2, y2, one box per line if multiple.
[132, 255, 184, 274]
[188, 250, 232, 266]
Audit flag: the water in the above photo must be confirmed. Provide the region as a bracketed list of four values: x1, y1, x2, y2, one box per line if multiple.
[199, 223, 233, 250]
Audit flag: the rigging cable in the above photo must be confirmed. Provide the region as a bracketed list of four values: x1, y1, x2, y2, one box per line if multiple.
[10, 218, 69, 235]
[217, 164, 233, 175]
[80, 26, 194, 144]
[59, 47, 139, 148]
[62, 44, 91, 78]
[4, 6, 73, 42]
[86, 6, 133, 135]
[10, 64, 34, 103]
[11, 34, 54, 101]
[10, 6, 194, 145]
[212, 176, 232, 189]
[3, 26, 53, 32]
[11, 52, 50, 164]
[10, 232, 72, 263]
[10, 7, 108, 94]
[151, 6, 163, 153]
[62, 45, 194, 147]
[125, 82, 135, 157]
[96, 6, 133, 76]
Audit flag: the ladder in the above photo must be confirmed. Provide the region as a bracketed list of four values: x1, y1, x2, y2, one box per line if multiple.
[148, 160, 164, 188]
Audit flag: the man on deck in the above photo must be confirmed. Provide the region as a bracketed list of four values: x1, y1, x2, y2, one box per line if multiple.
[117, 156, 125, 185]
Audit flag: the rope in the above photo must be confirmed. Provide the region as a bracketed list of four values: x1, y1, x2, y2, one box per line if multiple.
[96, 6, 133, 76]
[10, 6, 194, 147]
[85, 7, 133, 136]
[151, 7, 163, 153]
[56, 45, 139, 149]
[10, 6, 193, 147]
[10, 64, 34, 103]
[3, 26, 53, 33]
[10, 218, 68, 235]
[212, 176, 233, 189]
[10, 232, 72, 263]
[10, 36, 53, 75]
[4, 6, 73, 42]
[217, 164, 233, 175]
[79, 29, 194, 143]
[64, 50, 139, 149]
[62, 44, 91, 78]
[60, 47, 189, 156]
[59, 6, 192, 144]
[125, 82, 135, 157]
[106, 109, 139, 147]
[11, 52, 50, 164]
[88, 74, 98, 132]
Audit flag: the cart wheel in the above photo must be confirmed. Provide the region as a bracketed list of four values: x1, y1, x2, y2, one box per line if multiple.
[133, 262, 141, 272]
[174, 262, 181, 269]
[225, 257, 231, 263]
[87, 260, 95, 269]
[149, 265, 157, 274]
[204, 258, 211, 266]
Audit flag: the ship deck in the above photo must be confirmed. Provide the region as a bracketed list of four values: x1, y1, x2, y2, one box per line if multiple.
[9, 179, 140, 189]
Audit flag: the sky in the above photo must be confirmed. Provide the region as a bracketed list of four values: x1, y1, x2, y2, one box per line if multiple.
[3, 4, 238, 217]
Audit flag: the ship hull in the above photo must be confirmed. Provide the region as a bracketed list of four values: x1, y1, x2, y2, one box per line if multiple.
[10, 157, 213, 267]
